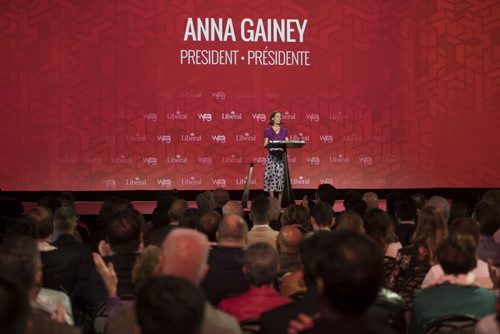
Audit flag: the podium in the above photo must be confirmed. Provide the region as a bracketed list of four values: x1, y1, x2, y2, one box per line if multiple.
[267, 140, 305, 207]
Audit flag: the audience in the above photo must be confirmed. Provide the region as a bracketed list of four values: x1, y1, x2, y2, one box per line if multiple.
[364, 208, 401, 258]
[409, 237, 496, 334]
[426, 195, 451, 224]
[26, 206, 55, 251]
[199, 210, 222, 244]
[219, 242, 291, 321]
[196, 190, 214, 213]
[0, 274, 30, 334]
[213, 188, 230, 215]
[394, 197, 417, 246]
[389, 206, 448, 289]
[335, 211, 365, 234]
[310, 201, 334, 231]
[201, 214, 249, 306]
[362, 191, 380, 210]
[474, 201, 500, 267]
[222, 200, 244, 218]
[136, 276, 205, 334]
[248, 196, 278, 248]
[276, 225, 303, 277]
[281, 204, 312, 233]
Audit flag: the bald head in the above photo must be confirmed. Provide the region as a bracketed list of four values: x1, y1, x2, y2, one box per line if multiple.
[277, 226, 302, 254]
[158, 229, 209, 285]
[222, 200, 244, 217]
[217, 214, 248, 246]
[362, 192, 379, 210]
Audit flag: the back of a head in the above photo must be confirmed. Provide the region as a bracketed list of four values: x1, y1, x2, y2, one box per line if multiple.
[251, 196, 271, 224]
[0, 275, 30, 334]
[482, 189, 500, 210]
[132, 245, 162, 294]
[316, 184, 337, 207]
[111, 198, 134, 215]
[395, 196, 417, 221]
[300, 231, 336, 288]
[315, 231, 384, 314]
[449, 217, 480, 247]
[437, 237, 477, 276]
[169, 199, 189, 222]
[343, 199, 367, 217]
[386, 192, 403, 216]
[54, 206, 79, 234]
[311, 201, 334, 228]
[0, 236, 40, 292]
[26, 206, 53, 240]
[335, 211, 364, 234]
[57, 191, 76, 209]
[212, 188, 230, 208]
[98, 196, 119, 222]
[217, 214, 248, 244]
[200, 210, 221, 242]
[427, 196, 451, 222]
[278, 225, 302, 253]
[362, 191, 379, 210]
[449, 201, 471, 225]
[152, 206, 170, 229]
[156, 191, 177, 210]
[282, 204, 311, 230]
[196, 191, 214, 212]
[160, 228, 209, 284]
[244, 242, 279, 286]
[474, 201, 500, 236]
[106, 209, 142, 254]
[37, 196, 61, 213]
[363, 208, 395, 250]
[343, 190, 361, 202]
[411, 193, 427, 210]
[136, 276, 205, 334]
[413, 206, 448, 258]
[222, 200, 244, 217]
[180, 208, 202, 230]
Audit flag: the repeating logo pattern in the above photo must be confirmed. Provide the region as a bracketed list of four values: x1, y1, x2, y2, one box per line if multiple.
[0, 0, 499, 190]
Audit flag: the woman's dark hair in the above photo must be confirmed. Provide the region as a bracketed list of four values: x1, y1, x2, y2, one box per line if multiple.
[437, 236, 477, 275]
[268, 110, 280, 125]
[364, 208, 397, 252]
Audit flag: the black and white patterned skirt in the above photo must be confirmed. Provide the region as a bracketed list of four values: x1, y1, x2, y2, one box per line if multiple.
[264, 153, 284, 192]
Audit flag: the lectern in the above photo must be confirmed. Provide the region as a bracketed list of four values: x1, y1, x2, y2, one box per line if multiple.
[267, 140, 305, 207]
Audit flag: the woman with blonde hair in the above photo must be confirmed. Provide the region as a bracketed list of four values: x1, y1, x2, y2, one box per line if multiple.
[389, 206, 448, 288]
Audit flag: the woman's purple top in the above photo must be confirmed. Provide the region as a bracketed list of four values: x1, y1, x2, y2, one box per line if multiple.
[264, 127, 288, 141]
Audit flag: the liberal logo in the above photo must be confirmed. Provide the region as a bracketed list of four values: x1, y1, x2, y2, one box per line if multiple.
[305, 114, 320, 122]
[252, 113, 266, 122]
[157, 135, 172, 144]
[127, 133, 147, 142]
[166, 110, 188, 120]
[306, 157, 320, 165]
[181, 176, 202, 186]
[292, 176, 311, 185]
[235, 132, 256, 142]
[167, 155, 188, 164]
[143, 157, 158, 166]
[222, 110, 243, 120]
[198, 113, 213, 122]
[329, 154, 350, 164]
[222, 154, 243, 163]
[212, 135, 226, 143]
[358, 156, 373, 166]
[212, 178, 227, 187]
[198, 157, 213, 165]
[181, 133, 202, 142]
[319, 135, 334, 144]
[157, 179, 172, 188]
[126, 177, 147, 186]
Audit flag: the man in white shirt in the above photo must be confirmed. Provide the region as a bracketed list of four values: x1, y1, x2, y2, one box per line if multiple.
[248, 196, 278, 249]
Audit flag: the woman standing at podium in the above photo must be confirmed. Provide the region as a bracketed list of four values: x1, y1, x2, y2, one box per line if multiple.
[263, 111, 289, 204]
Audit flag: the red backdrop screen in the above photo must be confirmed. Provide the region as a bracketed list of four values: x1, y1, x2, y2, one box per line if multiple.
[1, 0, 499, 191]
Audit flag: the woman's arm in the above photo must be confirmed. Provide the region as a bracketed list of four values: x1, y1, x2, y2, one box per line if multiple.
[264, 137, 269, 147]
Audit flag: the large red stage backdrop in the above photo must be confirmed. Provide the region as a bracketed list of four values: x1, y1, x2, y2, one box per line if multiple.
[0, 0, 499, 191]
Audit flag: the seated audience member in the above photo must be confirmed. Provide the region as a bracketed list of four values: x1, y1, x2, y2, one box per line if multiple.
[90, 196, 119, 251]
[147, 206, 170, 247]
[201, 214, 249, 306]
[261, 231, 405, 334]
[389, 206, 448, 289]
[386, 192, 404, 226]
[57, 191, 89, 242]
[276, 225, 303, 278]
[304, 183, 337, 212]
[364, 208, 402, 258]
[26, 206, 55, 252]
[310, 201, 334, 232]
[409, 237, 496, 334]
[362, 191, 380, 210]
[481, 189, 500, 244]
[281, 204, 312, 233]
[42, 207, 92, 293]
[421, 217, 494, 289]
[148, 198, 187, 246]
[37, 195, 61, 215]
[344, 199, 368, 217]
[180, 208, 203, 231]
[248, 196, 279, 248]
[410, 193, 427, 212]
[219, 242, 292, 321]
[135, 276, 205, 334]
[199, 210, 222, 245]
[335, 211, 365, 234]
[448, 201, 471, 225]
[196, 190, 214, 213]
[97, 209, 143, 297]
[300, 231, 389, 333]
[474, 201, 500, 267]
[131, 245, 161, 293]
[268, 197, 282, 231]
[213, 188, 231, 215]
[426, 195, 451, 224]
[0, 275, 30, 334]
[394, 197, 417, 246]
[222, 200, 244, 218]
[0, 236, 80, 333]
[98, 228, 242, 334]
